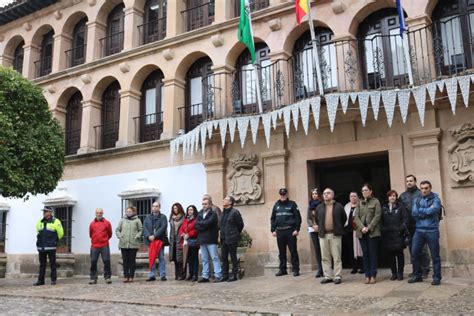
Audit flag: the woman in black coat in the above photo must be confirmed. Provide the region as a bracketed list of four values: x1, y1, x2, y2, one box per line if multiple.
[381, 190, 409, 280]
[307, 188, 323, 278]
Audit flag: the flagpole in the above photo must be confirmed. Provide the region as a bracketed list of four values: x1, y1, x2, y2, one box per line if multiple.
[402, 30, 414, 86]
[246, 0, 264, 114]
[306, 0, 325, 96]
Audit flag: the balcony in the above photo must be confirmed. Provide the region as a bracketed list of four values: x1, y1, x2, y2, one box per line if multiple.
[65, 129, 81, 156]
[65, 44, 86, 68]
[234, 0, 269, 17]
[134, 112, 164, 143]
[99, 31, 124, 57]
[34, 56, 52, 78]
[138, 17, 167, 45]
[94, 121, 119, 150]
[181, 1, 215, 32]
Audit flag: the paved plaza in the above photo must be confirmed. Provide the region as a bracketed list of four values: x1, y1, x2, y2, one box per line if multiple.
[0, 270, 473, 315]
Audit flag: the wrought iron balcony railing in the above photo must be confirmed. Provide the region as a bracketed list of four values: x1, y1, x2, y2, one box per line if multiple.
[181, 1, 215, 32]
[94, 121, 119, 150]
[99, 31, 124, 57]
[138, 17, 167, 45]
[133, 112, 164, 143]
[65, 44, 86, 68]
[234, 0, 269, 17]
[34, 56, 52, 78]
[65, 128, 81, 156]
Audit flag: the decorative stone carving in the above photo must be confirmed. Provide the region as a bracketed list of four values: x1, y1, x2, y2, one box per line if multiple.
[163, 48, 174, 61]
[227, 154, 263, 205]
[448, 122, 474, 186]
[211, 33, 224, 47]
[81, 74, 92, 84]
[332, 1, 347, 14]
[23, 22, 32, 31]
[87, 0, 96, 6]
[268, 18, 281, 32]
[118, 178, 160, 199]
[119, 62, 130, 73]
[54, 10, 62, 20]
[46, 85, 56, 94]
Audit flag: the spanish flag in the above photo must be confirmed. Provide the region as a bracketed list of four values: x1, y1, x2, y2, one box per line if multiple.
[295, 0, 309, 25]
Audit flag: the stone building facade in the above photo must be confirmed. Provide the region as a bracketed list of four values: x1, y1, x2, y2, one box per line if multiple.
[0, 0, 473, 277]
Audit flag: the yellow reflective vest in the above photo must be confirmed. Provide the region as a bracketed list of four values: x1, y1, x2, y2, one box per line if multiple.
[36, 217, 64, 251]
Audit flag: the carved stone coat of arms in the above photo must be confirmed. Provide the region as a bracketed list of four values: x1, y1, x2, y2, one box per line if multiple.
[227, 154, 263, 204]
[448, 122, 474, 186]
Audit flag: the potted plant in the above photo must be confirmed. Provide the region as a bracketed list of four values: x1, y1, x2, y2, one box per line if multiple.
[237, 229, 252, 253]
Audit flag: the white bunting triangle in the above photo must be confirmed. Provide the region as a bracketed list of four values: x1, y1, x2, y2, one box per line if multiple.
[283, 106, 292, 138]
[437, 80, 445, 93]
[358, 92, 370, 126]
[200, 123, 208, 155]
[213, 120, 219, 130]
[325, 94, 339, 132]
[445, 77, 458, 114]
[426, 82, 437, 105]
[194, 128, 200, 152]
[398, 89, 411, 124]
[311, 96, 321, 130]
[370, 91, 381, 120]
[291, 104, 300, 131]
[457, 75, 470, 107]
[190, 129, 196, 153]
[262, 113, 272, 148]
[182, 134, 188, 157]
[350, 92, 358, 105]
[299, 99, 310, 135]
[228, 117, 237, 143]
[250, 116, 260, 144]
[219, 119, 228, 148]
[412, 86, 426, 127]
[237, 116, 250, 148]
[340, 93, 350, 114]
[271, 110, 278, 130]
[382, 90, 397, 127]
[207, 121, 213, 139]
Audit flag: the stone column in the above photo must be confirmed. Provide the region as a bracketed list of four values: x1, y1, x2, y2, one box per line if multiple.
[203, 142, 227, 203]
[78, 99, 101, 154]
[166, 0, 186, 38]
[86, 21, 106, 63]
[213, 0, 233, 24]
[0, 53, 13, 67]
[161, 77, 185, 139]
[116, 89, 141, 147]
[123, 6, 144, 50]
[22, 43, 39, 79]
[52, 34, 71, 72]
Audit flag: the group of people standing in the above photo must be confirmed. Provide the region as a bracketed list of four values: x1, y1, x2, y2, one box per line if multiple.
[273, 175, 443, 286]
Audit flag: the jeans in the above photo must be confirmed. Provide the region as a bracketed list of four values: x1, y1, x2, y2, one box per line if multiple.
[319, 234, 343, 279]
[90, 246, 111, 280]
[310, 232, 323, 274]
[38, 250, 56, 283]
[409, 238, 431, 275]
[200, 243, 222, 279]
[149, 248, 166, 278]
[186, 246, 200, 277]
[388, 249, 404, 276]
[359, 235, 380, 278]
[221, 242, 238, 276]
[411, 230, 441, 281]
[121, 248, 138, 278]
[276, 228, 300, 272]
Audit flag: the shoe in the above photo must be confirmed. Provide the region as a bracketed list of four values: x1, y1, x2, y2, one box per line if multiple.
[431, 279, 441, 286]
[146, 277, 156, 282]
[105, 278, 112, 284]
[221, 275, 229, 282]
[191, 276, 198, 282]
[275, 270, 288, 277]
[397, 274, 404, 281]
[320, 278, 333, 284]
[33, 281, 45, 286]
[227, 275, 237, 282]
[369, 277, 376, 284]
[408, 273, 413, 278]
[89, 279, 97, 285]
[315, 271, 323, 278]
[408, 277, 423, 284]
[350, 269, 357, 274]
[334, 278, 342, 284]
[390, 275, 397, 281]
[214, 277, 224, 283]
[161, 276, 167, 281]
[198, 278, 209, 283]
[293, 271, 300, 277]
[186, 275, 193, 281]
[358, 269, 364, 274]
[422, 272, 429, 279]
[129, 278, 134, 283]
[365, 277, 370, 284]
[51, 281, 56, 285]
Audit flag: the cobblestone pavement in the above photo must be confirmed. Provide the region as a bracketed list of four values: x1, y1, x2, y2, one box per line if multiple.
[0, 270, 473, 315]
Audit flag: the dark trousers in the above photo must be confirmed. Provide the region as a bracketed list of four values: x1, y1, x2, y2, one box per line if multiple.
[412, 230, 441, 281]
[276, 228, 299, 272]
[310, 232, 323, 274]
[359, 235, 379, 278]
[174, 261, 184, 279]
[186, 246, 199, 277]
[121, 248, 138, 278]
[38, 250, 56, 283]
[221, 242, 238, 276]
[90, 246, 111, 280]
[388, 249, 404, 276]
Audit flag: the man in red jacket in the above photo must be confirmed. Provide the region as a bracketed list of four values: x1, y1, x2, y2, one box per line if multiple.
[89, 208, 113, 284]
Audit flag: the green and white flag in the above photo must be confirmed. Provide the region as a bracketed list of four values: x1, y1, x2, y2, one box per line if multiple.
[237, 0, 256, 63]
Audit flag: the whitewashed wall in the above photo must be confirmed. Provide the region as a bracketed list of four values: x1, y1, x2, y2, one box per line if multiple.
[3, 163, 207, 254]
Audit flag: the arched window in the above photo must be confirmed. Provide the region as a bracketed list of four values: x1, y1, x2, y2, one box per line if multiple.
[65, 92, 83, 155]
[184, 0, 215, 32]
[233, 43, 272, 114]
[432, 0, 474, 75]
[102, 4, 124, 56]
[68, 18, 87, 67]
[358, 8, 408, 89]
[183, 57, 213, 131]
[139, 70, 164, 142]
[293, 27, 337, 99]
[141, 0, 167, 44]
[13, 40, 24, 74]
[36, 30, 54, 77]
[100, 81, 121, 149]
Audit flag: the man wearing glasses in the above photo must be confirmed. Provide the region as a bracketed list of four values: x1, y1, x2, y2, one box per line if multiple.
[408, 180, 442, 286]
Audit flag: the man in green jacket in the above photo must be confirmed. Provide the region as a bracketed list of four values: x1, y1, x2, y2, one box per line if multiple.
[34, 207, 64, 286]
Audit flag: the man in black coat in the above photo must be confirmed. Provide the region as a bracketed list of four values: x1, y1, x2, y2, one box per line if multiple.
[143, 202, 168, 281]
[270, 188, 302, 277]
[220, 196, 244, 282]
[195, 198, 223, 283]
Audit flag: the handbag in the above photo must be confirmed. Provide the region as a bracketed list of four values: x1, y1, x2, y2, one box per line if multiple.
[161, 235, 170, 246]
[187, 238, 199, 248]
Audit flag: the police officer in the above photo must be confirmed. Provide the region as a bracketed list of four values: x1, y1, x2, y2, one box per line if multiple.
[271, 188, 301, 277]
[34, 207, 64, 286]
